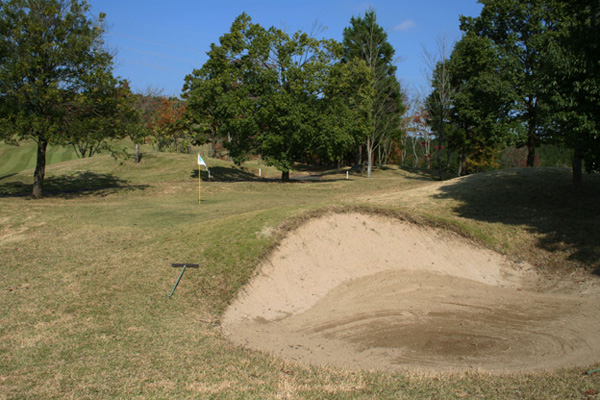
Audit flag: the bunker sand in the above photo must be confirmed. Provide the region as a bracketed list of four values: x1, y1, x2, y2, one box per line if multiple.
[222, 213, 600, 373]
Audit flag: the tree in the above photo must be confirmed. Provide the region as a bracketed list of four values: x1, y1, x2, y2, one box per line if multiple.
[0, 0, 117, 197]
[183, 14, 266, 165]
[542, 0, 600, 186]
[184, 14, 343, 180]
[130, 87, 164, 163]
[255, 29, 339, 180]
[146, 96, 191, 153]
[319, 58, 373, 167]
[441, 32, 516, 175]
[342, 8, 405, 177]
[66, 78, 140, 159]
[461, 0, 557, 167]
[423, 36, 455, 179]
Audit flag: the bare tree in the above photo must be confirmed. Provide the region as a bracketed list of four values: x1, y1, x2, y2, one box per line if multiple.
[423, 35, 455, 179]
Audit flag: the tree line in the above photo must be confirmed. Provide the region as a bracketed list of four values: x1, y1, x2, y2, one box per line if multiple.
[0, 1, 404, 195]
[425, 0, 600, 186]
[1, 0, 598, 197]
[182, 11, 404, 180]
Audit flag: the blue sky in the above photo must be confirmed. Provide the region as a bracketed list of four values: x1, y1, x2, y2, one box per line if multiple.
[91, 0, 483, 98]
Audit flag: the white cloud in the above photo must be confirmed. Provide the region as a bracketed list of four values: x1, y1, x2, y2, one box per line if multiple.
[394, 20, 416, 32]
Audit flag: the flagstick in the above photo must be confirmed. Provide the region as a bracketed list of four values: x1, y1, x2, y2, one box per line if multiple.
[197, 153, 209, 205]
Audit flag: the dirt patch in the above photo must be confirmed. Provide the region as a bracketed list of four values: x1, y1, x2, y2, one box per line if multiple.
[222, 212, 600, 373]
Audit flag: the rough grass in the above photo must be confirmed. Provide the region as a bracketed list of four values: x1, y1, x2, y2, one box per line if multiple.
[1, 151, 599, 399]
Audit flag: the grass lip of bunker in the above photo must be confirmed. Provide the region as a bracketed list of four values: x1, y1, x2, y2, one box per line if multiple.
[222, 211, 600, 373]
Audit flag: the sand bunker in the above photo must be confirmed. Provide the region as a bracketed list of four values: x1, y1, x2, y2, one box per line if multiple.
[222, 212, 600, 373]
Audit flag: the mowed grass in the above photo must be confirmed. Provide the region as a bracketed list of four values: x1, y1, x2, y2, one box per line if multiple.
[0, 141, 83, 178]
[1, 151, 599, 399]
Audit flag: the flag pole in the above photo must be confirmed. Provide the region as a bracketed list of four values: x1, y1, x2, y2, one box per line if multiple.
[197, 153, 208, 205]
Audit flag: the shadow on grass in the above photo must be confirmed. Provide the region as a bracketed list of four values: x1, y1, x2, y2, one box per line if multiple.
[397, 165, 455, 181]
[432, 168, 600, 270]
[191, 166, 261, 182]
[0, 171, 148, 198]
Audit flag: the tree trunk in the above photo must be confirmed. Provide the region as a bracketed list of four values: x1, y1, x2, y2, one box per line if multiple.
[281, 170, 290, 181]
[526, 103, 537, 167]
[227, 132, 232, 161]
[33, 137, 48, 198]
[438, 105, 444, 180]
[412, 137, 419, 167]
[366, 137, 373, 178]
[458, 151, 466, 176]
[212, 140, 218, 158]
[135, 143, 140, 163]
[572, 147, 582, 189]
[526, 138, 536, 167]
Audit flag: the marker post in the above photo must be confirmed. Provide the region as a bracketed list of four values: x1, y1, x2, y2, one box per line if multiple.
[197, 153, 208, 204]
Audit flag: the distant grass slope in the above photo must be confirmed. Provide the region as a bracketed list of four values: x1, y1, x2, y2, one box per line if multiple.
[0, 138, 139, 179]
[0, 140, 80, 178]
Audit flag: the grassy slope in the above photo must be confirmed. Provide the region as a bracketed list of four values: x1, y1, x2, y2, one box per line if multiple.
[0, 141, 83, 178]
[0, 153, 599, 399]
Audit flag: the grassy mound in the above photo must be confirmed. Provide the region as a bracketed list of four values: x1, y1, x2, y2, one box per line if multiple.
[1, 153, 598, 399]
[0, 140, 81, 178]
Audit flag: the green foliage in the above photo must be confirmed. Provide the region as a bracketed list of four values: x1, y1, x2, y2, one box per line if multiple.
[438, 32, 516, 175]
[66, 79, 140, 158]
[183, 14, 264, 164]
[184, 14, 356, 179]
[342, 8, 405, 176]
[183, 12, 406, 179]
[450, 0, 600, 184]
[255, 29, 341, 178]
[318, 59, 373, 164]
[0, 0, 121, 196]
[541, 0, 600, 182]
[460, 0, 558, 167]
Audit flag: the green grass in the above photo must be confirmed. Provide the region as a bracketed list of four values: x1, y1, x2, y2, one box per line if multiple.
[0, 140, 83, 178]
[1, 151, 599, 399]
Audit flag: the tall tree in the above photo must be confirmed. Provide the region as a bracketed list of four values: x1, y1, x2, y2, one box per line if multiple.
[319, 58, 374, 167]
[440, 32, 516, 175]
[255, 29, 339, 180]
[0, 0, 117, 197]
[183, 14, 270, 165]
[461, 0, 558, 167]
[342, 8, 405, 177]
[542, 0, 600, 186]
[184, 14, 342, 180]
[424, 36, 455, 179]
